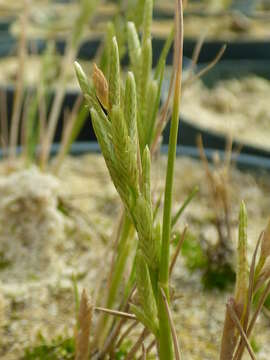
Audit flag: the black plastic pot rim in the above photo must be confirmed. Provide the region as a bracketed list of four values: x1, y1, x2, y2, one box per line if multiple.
[1, 142, 270, 173]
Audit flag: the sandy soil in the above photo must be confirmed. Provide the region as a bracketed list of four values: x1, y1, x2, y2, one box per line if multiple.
[181, 75, 270, 151]
[0, 153, 269, 359]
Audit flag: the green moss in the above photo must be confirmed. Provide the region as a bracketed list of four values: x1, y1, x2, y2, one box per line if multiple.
[0, 251, 11, 270]
[180, 232, 235, 290]
[202, 263, 235, 291]
[250, 337, 260, 354]
[180, 232, 208, 271]
[22, 335, 75, 360]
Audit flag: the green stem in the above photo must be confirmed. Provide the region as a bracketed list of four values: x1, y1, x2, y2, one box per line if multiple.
[157, 0, 183, 357]
[157, 91, 180, 359]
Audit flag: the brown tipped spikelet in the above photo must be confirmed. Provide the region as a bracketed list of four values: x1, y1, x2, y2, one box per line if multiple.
[75, 289, 93, 360]
[93, 63, 109, 110]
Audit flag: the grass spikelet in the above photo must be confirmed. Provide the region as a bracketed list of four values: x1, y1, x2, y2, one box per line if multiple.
[89, 108, 113, 168]
[111, 105, 139, 196]
[124, 72, 137, 143]
[109, 37, 121, 110]
[127, 22, 141, 69]
[74, 62, 92, 96]
[133, 196, 159, 269]
[139, 39, 152, 129]
[142, 146, 151, 207]
[131, 250, 159, 335]
[92, 63, 109, 110]
[142, 0, 153, 46]
[75, 289, 93, 360]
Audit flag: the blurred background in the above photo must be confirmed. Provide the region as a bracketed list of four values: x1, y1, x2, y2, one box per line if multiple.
[0, 0, 270, 156]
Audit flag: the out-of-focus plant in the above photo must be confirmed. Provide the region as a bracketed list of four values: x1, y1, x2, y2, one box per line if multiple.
[220, 203, 270, 360]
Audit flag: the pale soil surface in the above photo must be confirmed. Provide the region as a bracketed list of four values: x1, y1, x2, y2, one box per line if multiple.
[181, 75, 270, 151]
[0, 153, 269, 359]
[0, 56, 93, 89]
[183, 13, 270, 40]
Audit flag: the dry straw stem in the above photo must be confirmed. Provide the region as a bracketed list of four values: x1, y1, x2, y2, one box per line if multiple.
[75, 289, 93, 360]
[169, 225, 188, 276]
[9, 1, 28, 158]
[227, 300, 256, 360]
[125, 328, 149, 360]
[40, 0, 97, 168]
[94, 307, 136, 320]
[182, 44, 227, 90]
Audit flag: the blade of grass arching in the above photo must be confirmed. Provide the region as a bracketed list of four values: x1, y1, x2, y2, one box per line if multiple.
[9, 3, 28, 158]
[169, 225, 188, 276]
[154, 25, 174, 81]
[182, 45, 226, 90]
[172, 186, 199, 228]
[157, 0, 183, 359]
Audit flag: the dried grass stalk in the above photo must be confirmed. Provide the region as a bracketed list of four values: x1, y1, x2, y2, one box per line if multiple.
[75, 289, 93, 360]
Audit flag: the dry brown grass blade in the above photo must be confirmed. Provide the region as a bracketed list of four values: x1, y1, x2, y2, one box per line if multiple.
[140, 339, 156, 359]
[141, 343, 146, 360]
[75, 289, 93, 360]
[115, 321, 138, 349]
[182, 45, 227, 90]
[124, 328, 149, 360]
[197, 135, 225, 243]
[227, 301, 257, 360]
[160, 287, 182, 360]
[185, 31, 207, 84]
[96, 286, 136, 358]
[169, 225, 187, 276]
[94, 307, 136, 320]
[220, 297, 239, 360]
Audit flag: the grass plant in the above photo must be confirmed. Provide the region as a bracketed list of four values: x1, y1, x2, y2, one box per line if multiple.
[74, 0, 270, 358]
[2, 0, 270, 359]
